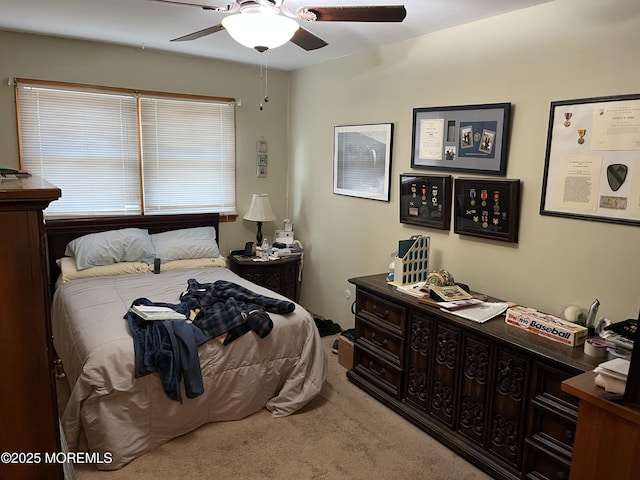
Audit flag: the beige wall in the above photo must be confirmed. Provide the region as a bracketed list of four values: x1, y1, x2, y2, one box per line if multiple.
[1, 0, 639, 330]
[290, 0, 640, 327]
[0, 30, 291, 255]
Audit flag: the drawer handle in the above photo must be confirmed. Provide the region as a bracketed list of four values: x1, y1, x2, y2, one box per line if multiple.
[564, 429, 573, 441]
[372, 304, 390, 319]
[371, 333, 388, 348]
[556, 471, 565, 479]
[369, 361, 385, 376]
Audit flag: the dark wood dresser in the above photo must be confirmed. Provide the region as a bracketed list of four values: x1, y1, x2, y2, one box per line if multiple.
[347, 274, 601, 480]
[228, 254, 301, 302]
[0, 176, 62, 480]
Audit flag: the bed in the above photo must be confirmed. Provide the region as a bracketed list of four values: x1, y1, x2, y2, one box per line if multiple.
[45, 213, 327, 470]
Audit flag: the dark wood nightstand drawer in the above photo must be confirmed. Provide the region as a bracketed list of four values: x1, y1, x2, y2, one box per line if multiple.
[353, 344, 403, 398]
[356, 290, 405, 334]
[355, 317, 404, 366]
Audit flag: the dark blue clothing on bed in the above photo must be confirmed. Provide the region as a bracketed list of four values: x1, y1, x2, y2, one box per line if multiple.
[126, 297, 207, 402]
[127, 280, 295, 402]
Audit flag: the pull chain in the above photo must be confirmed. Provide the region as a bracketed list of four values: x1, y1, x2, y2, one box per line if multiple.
[259, 55, 269, 111]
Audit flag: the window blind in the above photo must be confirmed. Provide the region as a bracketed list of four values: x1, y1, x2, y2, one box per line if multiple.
[16, 81, 236, 217]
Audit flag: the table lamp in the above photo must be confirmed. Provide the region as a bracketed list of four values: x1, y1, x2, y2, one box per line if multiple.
[243, 193, 276, 244]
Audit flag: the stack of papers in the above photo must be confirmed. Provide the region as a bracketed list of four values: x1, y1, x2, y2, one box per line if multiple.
[445, 302, 510, 324]
[130, 305, 186, 321]
[594, 357, 630, 394]
[396, 281, 429, 298]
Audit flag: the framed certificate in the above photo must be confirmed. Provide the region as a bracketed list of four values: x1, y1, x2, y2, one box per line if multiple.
[540, 93, 640, 226]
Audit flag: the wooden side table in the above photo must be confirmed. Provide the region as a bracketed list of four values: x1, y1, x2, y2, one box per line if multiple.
[561, 371, 640, 480]
[228, 254, 301, 302]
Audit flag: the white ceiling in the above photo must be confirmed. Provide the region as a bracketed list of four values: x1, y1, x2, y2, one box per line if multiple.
[0, 0, 552, 71]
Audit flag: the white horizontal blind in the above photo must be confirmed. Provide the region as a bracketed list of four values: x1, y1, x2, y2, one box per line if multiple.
[16, 81, 236, 217]
[140, 96, 236, 214]
[18, 85, 141, 216]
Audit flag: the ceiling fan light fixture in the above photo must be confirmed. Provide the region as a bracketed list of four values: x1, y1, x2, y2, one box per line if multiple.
[222, 11, 299, 51]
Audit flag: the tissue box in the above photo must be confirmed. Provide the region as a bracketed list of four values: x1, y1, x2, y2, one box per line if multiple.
[505, 306, 587, 347]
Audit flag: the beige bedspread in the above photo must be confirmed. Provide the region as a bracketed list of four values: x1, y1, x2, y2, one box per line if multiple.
[51, 267, 327, 470]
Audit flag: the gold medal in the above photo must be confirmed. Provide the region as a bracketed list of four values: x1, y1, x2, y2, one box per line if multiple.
[577, 129, 586, 144]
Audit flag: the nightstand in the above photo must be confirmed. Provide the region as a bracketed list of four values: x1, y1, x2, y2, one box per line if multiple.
[228, 254, 301, 302]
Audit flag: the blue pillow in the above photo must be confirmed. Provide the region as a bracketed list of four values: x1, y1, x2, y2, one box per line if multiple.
[151, 226, 220, 263]
[65, 228, 155, 270]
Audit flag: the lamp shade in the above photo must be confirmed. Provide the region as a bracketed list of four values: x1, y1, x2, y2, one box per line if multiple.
[243, 193, 277, 222]
[222, 11, 299, 51]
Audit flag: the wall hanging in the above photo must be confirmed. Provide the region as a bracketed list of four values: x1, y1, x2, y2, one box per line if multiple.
[540, 93, 640, 226]
[411, 102, 511, 176]
[333, 123, 393, 201]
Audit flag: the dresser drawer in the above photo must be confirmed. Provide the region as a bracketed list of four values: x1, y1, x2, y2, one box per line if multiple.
[530, 393, 577, 450]
[353, 344, 403, 398]
[356, 290, 405, 334]
[523, 436, 571, 480]
[355, 317, 404, 366]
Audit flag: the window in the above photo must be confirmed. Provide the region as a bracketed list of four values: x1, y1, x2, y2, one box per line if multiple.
[16, 80, 236, 217]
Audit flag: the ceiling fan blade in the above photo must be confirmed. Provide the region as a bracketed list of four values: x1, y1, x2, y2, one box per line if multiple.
[171, 24, 225, 42]
[301, 5, 407, 22]
[290, 27, 328, 51]
[149, 0, 228, 12]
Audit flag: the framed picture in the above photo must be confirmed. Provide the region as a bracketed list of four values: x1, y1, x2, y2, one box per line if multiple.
[399, 173, 452, 230]
[540, 93, 640, 226]
[454, 177, 521, 243]
[333, 123, 393, 201]
[411, 103, 511, 176]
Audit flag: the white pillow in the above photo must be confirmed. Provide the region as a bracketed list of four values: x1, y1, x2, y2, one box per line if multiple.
[151, 226, 220, 263]
[64, 228, 155, 270]
[160, 257, 227, 271]
[57, 257, 149, 283]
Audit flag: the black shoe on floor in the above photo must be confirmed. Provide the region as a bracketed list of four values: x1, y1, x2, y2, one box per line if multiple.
[332, 339, 339, 354]
[314, 317, 341, 337]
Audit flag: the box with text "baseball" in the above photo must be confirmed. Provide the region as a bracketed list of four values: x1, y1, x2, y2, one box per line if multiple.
[505, 306, 588, 347]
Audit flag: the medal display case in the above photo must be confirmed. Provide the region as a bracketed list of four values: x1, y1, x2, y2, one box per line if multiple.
[399, 173, 452, 230]
[454, 177, 521, 243]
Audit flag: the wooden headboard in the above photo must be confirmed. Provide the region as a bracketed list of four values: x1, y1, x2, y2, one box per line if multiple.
[44, 213, 220, 290]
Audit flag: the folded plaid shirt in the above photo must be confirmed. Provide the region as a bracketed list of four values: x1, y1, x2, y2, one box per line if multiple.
[180, 279, 296, 345]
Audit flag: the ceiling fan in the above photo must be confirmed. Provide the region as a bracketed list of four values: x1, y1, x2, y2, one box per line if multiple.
[150, 0, 407, 52]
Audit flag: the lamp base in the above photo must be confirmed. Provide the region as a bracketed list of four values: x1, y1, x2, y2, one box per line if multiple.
[256, 221, 263, 245]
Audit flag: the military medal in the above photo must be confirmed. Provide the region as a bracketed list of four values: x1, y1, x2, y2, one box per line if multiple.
[469, 188, 476, 206]
[577, 129, 586, 144]
[493, 191, 500, 213]
[482, 211, 488, 228]
[493, 217, 499, 225]
[422, 184, 427, 201]
[411, 184, 417, 198]
[432, 186, 438, 206]
[480, 190, 488, 207]
[564, 112, 572, 127]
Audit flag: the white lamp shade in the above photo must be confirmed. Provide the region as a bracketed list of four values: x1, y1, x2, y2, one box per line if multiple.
[222, 11, 299, 50]
[243, 193, 277, 222]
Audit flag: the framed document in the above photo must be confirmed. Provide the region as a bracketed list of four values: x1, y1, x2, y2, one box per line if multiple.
[540, 93, 640, 226]
[411, 103, 511, 176]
